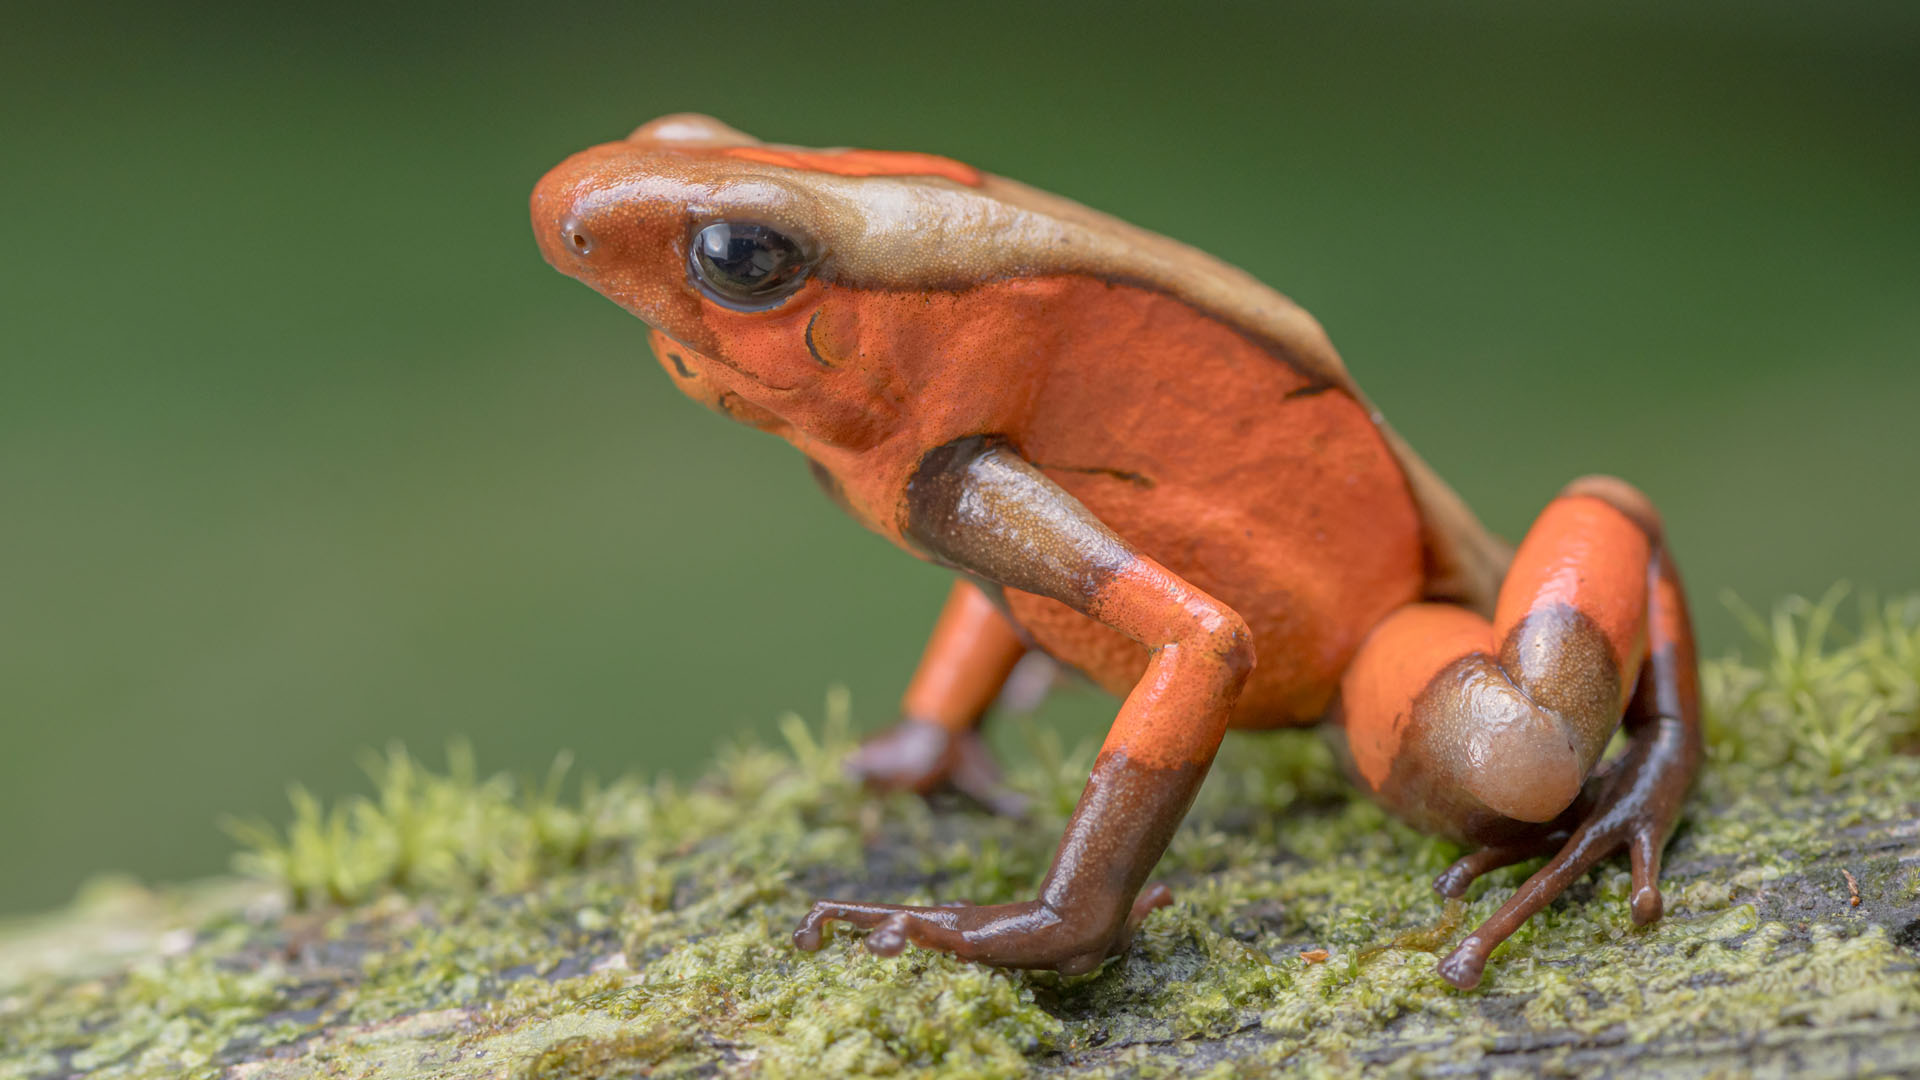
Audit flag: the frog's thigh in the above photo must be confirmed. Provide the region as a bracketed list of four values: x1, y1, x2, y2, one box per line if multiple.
[1339, 492, 1652, 840]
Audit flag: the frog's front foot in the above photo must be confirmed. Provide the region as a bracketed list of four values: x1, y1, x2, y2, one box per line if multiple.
[793, 883, 1172, 974]
[844, 719, 1028, 816]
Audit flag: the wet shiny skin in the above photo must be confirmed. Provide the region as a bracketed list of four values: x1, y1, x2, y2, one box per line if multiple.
[530, 115, 1702, 989]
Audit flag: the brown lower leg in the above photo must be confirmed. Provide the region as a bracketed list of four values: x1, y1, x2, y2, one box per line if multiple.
[796, 749, 1205, 973]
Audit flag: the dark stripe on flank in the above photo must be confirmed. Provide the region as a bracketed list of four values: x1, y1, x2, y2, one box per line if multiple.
[1036, 463, 1156, 489]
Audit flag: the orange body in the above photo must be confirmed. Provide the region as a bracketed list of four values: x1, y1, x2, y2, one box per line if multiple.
[530, 116, 1701, 989]
[670, 272, 1423, 728]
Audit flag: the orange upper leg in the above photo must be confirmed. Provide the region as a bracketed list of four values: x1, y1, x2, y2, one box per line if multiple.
[1343, 604, 1490, 792]
[1494, 495, 1651, 685]
[1088, 558, 1254, 768]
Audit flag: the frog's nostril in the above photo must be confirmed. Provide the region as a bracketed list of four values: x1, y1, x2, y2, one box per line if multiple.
[560, 215, 595, 256]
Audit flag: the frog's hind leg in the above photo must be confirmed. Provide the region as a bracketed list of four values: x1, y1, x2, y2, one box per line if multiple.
[1337, 476, 1700, 989]
[845, 579, 1031, 814]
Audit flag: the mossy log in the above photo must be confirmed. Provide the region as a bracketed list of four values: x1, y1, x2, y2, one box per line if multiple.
[4, 590, 1919, 1079]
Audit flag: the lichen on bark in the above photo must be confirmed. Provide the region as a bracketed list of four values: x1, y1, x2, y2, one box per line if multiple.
[4, 588, 1919, 1079]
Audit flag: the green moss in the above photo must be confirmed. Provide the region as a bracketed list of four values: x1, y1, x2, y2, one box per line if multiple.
[5, 591, 1920, 1078]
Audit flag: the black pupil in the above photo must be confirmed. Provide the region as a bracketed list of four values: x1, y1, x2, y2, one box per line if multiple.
[691, 223, 807, 302]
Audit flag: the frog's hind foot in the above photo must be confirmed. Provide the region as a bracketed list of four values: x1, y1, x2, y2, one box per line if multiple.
[1339, 477, 1701, 990]
[1436, 710, 1691, 987]
[1433, 833, 1567, 899]
[1430, 769, 1624, 898]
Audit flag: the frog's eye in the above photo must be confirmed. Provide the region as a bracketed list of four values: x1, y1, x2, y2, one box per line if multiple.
[688, 222, 816, 309]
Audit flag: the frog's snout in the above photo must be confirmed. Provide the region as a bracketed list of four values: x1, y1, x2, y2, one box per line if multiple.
[557, 214, 595, 258]
[529, 164, 608, 276]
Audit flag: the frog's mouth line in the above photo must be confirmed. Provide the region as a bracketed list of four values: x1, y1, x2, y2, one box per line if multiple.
[653, 333, 798, 392]
[706, 351, 798, 392]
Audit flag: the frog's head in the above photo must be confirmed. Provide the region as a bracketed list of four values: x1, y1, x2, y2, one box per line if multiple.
[533, 114, 1353, 464]
[530, 114, 993, 448]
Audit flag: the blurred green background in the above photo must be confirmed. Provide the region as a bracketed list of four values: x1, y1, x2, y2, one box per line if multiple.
[3, 0, 1916, 916]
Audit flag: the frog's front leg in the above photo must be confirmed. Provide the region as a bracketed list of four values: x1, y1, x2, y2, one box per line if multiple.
[794, 437, 1252, 974]
[1340, 476, 1700, 990]
[845, 579, 1030, 814]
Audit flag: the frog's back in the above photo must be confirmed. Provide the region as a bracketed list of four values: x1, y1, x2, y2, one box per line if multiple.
[954, 168, 1511, 617]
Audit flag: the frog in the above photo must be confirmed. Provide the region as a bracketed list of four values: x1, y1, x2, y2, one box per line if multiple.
[528, 114, 1699, 990]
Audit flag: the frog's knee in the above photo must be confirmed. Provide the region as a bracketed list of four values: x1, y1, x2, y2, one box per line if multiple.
[1419, 655, 1588, 825]
[1340, 603, 1615, 839]
[1559, 475, 1663, 540]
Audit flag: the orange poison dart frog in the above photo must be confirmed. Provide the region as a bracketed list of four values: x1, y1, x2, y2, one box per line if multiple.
[530, 115, 1700, 989]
